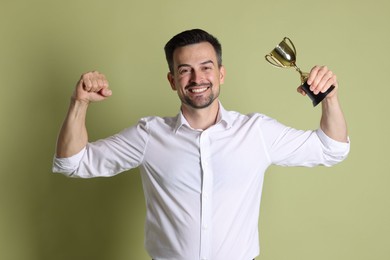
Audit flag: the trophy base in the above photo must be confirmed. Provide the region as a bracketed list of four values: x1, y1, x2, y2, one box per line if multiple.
[301, 81, 335, 107]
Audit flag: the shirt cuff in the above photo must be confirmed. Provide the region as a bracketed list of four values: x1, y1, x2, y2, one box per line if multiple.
[52, 147, 86, 175]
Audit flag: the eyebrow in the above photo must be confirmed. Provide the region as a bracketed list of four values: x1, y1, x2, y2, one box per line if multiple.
[177, 60, 215, 69]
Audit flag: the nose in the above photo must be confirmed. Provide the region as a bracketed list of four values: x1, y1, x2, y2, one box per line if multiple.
[190, 69, 204, 84]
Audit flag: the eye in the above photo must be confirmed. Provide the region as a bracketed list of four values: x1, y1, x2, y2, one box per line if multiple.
[178, 68, 190, 75]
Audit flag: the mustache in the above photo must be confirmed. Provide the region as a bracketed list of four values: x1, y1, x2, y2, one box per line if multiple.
[185, 82, 212, 89]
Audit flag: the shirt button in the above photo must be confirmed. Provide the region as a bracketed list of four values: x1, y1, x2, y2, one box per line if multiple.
[202, 224, 208, 230]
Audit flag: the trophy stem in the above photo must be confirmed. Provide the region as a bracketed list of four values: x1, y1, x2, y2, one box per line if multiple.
[293, 65, 308, 84]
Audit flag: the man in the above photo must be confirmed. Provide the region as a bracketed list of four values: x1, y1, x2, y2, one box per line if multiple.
[53, 29, 350, 260]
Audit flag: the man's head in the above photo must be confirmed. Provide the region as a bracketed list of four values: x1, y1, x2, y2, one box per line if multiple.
[164, 29, 222, 74]
[165, 29, 225, 111]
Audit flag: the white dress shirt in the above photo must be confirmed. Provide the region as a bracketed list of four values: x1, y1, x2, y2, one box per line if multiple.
[53, 103, 350, 260]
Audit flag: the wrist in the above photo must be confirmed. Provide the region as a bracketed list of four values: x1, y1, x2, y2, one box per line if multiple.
[68, 97, 90, 120]
[70, 96, 90, 107]
[322, 90, 339, 106]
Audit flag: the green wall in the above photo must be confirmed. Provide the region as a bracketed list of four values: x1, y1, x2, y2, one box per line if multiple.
[1, 0, 389, 259]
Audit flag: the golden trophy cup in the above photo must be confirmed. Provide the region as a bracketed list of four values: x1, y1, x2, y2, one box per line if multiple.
[265, 37, 335, 107]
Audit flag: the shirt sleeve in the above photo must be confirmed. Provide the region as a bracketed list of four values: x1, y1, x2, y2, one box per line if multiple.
[259, 115, 350, 167]
[52, 147, 87, 177]
[315, 128, 350, 166]
[52, 119, 149, 178]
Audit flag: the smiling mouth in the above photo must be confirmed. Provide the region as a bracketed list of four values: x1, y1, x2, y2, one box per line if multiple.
[186, 83, 212, 94]
[189, 87, 209, 93]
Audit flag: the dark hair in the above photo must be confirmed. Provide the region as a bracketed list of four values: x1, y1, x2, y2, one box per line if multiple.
[164, 29, 222, 73]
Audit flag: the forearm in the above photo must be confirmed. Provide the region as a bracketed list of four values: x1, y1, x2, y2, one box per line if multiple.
[56, 98, 89, 158]
[320, 95, 348, 143]
[55, 71, 112, 158]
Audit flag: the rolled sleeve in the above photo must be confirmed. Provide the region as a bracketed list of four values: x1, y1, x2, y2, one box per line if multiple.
[52, 148, 86, 177]
[315, 128, 350, 166]
[51, 118, 150, 178]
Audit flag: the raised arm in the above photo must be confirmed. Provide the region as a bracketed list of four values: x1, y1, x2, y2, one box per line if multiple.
[56, 71, 112, 158]
[297, 65, 348, 143]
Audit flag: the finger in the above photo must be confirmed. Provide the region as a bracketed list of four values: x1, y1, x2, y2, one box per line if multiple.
[95, 72, 110, 91]
[90, 71, 102, 92]
[80, 72, 94, 92]
[81, 77, 93, 92]
[309, 66, 327, 92]
[297, 86, 306, 96]
[313, 70, 331, 94]
[91, 79, 100, 92]
[97, 73, 109, 89]
[306, 65, 320, 86]
[319, 71, 337, 93]
[97, 75, 110, 96]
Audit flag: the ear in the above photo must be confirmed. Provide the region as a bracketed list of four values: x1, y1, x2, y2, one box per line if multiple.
[167, 72, 177, 91]
[219, 65, 226, 84]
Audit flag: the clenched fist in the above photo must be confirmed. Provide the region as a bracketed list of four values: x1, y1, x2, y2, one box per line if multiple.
[72, 71, 112, 103]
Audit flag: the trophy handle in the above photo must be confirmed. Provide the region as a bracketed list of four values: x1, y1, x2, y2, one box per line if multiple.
[283, 37, 297, 56]
[265, 54, 284, 68]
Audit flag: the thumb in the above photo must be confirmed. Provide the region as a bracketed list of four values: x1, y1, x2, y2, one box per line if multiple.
[100, 88, 112, 97]
[297, 86, 306, 96]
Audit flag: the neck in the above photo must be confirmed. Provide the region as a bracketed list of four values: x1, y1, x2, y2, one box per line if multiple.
[181, 100, 220, 130]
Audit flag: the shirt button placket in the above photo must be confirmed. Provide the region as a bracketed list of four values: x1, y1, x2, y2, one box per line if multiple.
[199, 131, 212, 260]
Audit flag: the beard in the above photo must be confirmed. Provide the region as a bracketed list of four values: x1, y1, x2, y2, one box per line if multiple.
[181, 82, 219, 109]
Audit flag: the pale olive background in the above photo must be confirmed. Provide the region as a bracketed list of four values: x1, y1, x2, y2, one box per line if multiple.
[1, 0, 389, 259]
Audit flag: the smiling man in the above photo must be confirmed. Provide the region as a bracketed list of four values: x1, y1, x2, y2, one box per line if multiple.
[53, 29, 350, 260]
[167, 38, 225, 130]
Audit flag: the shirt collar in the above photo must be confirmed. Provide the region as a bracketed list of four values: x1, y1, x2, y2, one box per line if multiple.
[173, 102, 233, 133]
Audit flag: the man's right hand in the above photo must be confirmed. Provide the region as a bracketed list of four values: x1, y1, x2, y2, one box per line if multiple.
[73, 71, 112, 103]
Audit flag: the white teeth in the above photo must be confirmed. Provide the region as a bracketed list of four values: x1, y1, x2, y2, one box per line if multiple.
[190, 87, 208, 93]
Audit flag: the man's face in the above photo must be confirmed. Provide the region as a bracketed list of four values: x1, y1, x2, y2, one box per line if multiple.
[167, 42, 225, 110]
